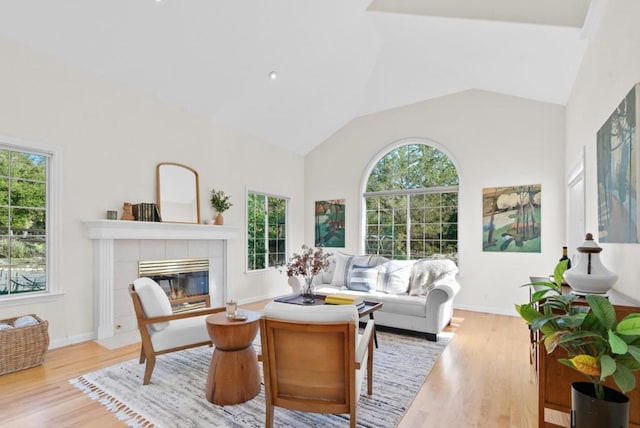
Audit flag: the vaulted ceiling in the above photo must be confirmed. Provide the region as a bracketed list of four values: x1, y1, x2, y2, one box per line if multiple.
[0, 0, 597, 154]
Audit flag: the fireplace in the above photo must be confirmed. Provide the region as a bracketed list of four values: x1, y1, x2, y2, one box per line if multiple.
[138, 258, 210, 312]
[85, 220, 239, 340]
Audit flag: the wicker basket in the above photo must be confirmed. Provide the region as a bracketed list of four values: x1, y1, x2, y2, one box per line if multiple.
[0, 314, 49, 375]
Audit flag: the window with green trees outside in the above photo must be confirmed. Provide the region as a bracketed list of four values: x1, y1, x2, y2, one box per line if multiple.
[364, 143, 459, 260]
[0, 148, 48, 297]
[247, 192, 288, 271]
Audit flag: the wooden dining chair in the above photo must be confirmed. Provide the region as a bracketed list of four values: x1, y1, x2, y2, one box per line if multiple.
[259, 302, 375, 428]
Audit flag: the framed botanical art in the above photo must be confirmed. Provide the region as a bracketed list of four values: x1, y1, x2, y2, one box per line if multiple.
[597, 82, 640, 243]
[482, 184, 541, 253]
[315, 199, 345, 247]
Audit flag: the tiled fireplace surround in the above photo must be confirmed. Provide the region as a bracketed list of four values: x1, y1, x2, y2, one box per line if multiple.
[85, 220, 239, 340]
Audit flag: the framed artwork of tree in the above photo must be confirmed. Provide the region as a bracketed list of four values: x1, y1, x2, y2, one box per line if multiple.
[597, 82, 639, 243]
[482, 184, 541, 253]
[315, 199, 345, 248]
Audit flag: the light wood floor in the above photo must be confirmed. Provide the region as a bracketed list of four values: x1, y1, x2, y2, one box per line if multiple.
[0, 305, 537, 427]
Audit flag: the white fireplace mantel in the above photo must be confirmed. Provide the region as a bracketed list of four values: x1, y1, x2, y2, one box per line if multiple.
[85, 220, 239, 240]
[85, 220, 240, 339]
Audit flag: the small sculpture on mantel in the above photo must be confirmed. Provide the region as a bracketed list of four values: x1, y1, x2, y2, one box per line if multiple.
[121, 202, 135, 221]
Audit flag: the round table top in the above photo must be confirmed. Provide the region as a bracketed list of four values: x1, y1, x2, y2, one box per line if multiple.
[206, 309, 260, 326]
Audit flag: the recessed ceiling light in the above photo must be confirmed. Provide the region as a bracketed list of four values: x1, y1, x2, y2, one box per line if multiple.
[269, 71, 277, 80]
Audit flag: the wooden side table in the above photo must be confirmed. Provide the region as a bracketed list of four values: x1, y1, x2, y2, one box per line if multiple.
[205, 310, 261, 405]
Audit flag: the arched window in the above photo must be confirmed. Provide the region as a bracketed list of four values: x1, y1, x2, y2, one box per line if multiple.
[363, 142, 459, 260]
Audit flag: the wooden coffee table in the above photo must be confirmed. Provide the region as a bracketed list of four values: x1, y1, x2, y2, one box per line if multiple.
[274, 294, 383, 347]
[205, 310, 261, 405]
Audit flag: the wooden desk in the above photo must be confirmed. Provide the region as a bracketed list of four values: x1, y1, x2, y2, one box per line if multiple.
[205, 310, 261, 405]
[537, 289, 640, 427]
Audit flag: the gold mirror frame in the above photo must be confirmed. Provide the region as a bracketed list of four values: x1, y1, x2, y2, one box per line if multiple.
[156, 163, 201, 224]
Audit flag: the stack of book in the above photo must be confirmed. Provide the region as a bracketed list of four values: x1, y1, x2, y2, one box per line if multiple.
[132, 203, 162, 222]
[325, 294, 365, 309]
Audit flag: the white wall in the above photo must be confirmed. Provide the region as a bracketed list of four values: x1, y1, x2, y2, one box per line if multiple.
[305, 90, 566, 315]
[565, 0, 640, 301]
[0, 37, 304, 346]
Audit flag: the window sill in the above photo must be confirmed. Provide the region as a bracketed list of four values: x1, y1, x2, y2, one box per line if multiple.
[0, 291, 65, 307]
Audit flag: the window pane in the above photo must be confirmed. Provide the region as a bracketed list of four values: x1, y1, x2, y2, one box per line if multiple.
[410, 194, 425, 209]
[0, 151, 8, 177]
[12, 152, 46, 181]
[11, 179, 46, 208]
[424, 194, 441, 207]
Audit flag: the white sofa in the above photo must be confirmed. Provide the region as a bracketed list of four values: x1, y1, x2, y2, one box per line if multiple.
[289, 253, 460, 341]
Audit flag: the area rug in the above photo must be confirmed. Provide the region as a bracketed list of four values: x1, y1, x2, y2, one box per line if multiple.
[70, 330, 452, 427]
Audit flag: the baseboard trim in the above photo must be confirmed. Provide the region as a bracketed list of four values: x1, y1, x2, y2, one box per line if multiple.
[49, 332, 95, 349]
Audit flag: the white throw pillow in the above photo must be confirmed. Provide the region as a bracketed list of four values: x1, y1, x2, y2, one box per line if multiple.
[322, 256, 336, 283]
[330, 252, 352, 287]
[330, 253, 375, 287]
[134, 277, 173, 332]
[378, 260, 415, 294]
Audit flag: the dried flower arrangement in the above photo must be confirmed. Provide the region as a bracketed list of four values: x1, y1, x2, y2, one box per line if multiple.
[285, 244, 331, 283]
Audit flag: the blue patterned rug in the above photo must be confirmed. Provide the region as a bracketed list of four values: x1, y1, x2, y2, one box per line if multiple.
[70, 329, 451, 427]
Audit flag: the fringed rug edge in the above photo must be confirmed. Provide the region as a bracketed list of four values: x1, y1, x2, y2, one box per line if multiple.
[69, 376, 155, 428]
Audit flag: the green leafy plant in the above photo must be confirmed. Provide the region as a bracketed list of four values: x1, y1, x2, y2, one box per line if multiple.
[209, 189, 232, 213]
[516, 260, 640, 400]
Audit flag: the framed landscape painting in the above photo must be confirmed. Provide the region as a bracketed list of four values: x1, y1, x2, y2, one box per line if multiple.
[315, 199, 345, 247]
[482, 184, 541, 253]
[597, 82, 640, 243]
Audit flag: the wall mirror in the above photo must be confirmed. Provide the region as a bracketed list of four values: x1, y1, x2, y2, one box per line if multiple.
[156, 162, 201, 224]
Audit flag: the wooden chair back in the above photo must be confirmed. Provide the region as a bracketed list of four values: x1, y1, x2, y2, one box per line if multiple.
[260, 318, 357, 414]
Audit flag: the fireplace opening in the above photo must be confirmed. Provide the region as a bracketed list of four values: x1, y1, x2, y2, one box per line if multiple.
[138, 258, 210, 312]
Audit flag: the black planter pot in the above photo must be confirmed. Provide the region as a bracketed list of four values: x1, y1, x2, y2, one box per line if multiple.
[571, 382, 629, 428]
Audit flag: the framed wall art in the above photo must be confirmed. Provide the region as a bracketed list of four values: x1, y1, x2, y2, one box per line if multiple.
[482, 184, 541, 253]
[315, 199, 345, 247]
[597, 82, 640, 243]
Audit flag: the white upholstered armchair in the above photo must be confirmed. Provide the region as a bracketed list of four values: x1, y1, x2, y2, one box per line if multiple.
[129, 277, 222, 385]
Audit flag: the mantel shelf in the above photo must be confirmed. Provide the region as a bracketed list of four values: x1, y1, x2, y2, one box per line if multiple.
[84, 220, 240, 240]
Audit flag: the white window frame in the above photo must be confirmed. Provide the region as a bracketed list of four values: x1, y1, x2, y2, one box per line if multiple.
[245, 188, 290, 273]
[0, 135, 63, 306]
[359, 138, 461, 260]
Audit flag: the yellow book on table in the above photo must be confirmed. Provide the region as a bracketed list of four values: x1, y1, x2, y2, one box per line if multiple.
[325, 294, 364, 306]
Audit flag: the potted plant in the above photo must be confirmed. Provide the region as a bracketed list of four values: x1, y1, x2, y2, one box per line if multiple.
[284, 245, 331, 304]
[516, 260, 640, 427]
[209, 189, 232, 225]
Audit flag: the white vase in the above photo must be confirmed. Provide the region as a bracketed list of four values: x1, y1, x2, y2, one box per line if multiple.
[563, 233, 618, 295]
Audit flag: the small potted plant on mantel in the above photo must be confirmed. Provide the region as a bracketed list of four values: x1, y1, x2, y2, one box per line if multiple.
[209, 189, 232, 225]
[516, 260, 640, 428]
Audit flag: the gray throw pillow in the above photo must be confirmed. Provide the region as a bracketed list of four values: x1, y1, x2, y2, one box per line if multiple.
[347, 265, 379, 292]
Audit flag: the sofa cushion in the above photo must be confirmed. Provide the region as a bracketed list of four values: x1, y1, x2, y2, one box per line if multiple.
[368, 293, 427, 317]
[134, 277, 173, 332]
[408, 259, 458, 296]
[377, 260, 415, 294]
[322, 255, 336, 283]
[330, 253, 376, 287]
[347, 265, 379, 292]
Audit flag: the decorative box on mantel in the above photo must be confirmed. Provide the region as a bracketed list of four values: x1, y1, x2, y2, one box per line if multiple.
[84, 220, 240, 340]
